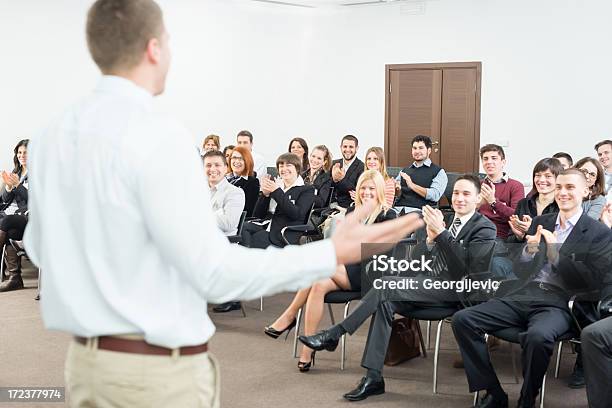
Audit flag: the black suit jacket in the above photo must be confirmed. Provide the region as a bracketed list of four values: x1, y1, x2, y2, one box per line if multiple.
[231, 176, 260, 217]
[414, 212, 497, 282]
[330, 158, 364, 208]
[303, 169, 332, 208]
[508, 212, 612, 307]
[252, 184, 315, 247]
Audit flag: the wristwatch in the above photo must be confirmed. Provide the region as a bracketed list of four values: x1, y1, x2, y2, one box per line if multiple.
[490, 201, 497, 209]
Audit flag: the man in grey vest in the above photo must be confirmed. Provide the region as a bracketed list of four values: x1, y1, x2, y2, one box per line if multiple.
[394, 135, 448, 214]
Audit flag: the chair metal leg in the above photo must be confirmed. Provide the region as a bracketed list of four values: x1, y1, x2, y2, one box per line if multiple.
[0, 245, 5, 282]
[473, 390, 479, 407]
[540, 373, 546, 408]
[426, 320, 432, 350]
[240, 302, 247, 318]
[432, 319, 444, 394]
[293, 307, 303, 358]
[554, 341, 563, 379]
[415, 320, 427, 358]
[510, 343, 519, 384]
[328, 303, 335, 325]
[340, 301, 351, 370]
[260, 296, 264, 311]
[36, 268, 41, 299]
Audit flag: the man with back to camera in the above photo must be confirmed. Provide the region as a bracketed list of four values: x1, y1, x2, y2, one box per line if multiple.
[330, 134, 364, 209]
[594, 139, 612, 194]
[23, 1, 424, 406]
[452, 168, 612, 408]
[394, 134, 448, 214]
[203, 150, 244, 236]
[236, 129, 268, 183]
[299, 174, 496, 402]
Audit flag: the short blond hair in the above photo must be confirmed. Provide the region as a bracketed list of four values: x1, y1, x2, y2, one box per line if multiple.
[86, 0, 164, 73]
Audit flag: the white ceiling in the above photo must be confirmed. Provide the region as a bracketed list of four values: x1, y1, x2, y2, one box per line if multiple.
[249, 0, 413, 8]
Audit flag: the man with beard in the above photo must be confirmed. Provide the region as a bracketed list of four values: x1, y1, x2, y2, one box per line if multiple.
[330, 135, 364, 209]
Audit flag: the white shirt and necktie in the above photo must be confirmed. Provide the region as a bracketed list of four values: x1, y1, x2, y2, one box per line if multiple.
[24, 76, 337, 349]
[209, 177, 245, 236]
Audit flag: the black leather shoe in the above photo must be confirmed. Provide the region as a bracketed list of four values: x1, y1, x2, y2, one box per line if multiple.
[568, 359, 585, 389]
[475, 392, 508, 408]
[343, 376, 385, 401]
[0, 276, 24, 292]
[212, 301, 242, 313]
[298, 330, 340, 352]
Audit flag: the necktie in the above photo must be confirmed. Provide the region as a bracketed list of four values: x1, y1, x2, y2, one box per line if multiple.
[449, 217, 462, 238]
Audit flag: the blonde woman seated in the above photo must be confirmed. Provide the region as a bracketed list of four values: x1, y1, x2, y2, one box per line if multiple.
[264, 170, 398, 371]
[349, 147, 396, 207]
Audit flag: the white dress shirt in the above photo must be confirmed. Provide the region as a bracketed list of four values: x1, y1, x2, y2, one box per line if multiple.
[209, 178, 245, 236]
[24, 76, 336, 348]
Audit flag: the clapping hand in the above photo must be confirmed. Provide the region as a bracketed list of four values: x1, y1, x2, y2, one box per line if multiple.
[399, 171, 414, 188]
[525, 225, 543, 255]
[509, 214, 532, 239]
[331, 163, 345, 182]
[1, 171, 19, 189]
[539, 227, 560, 264]
[422, 205, 445, 240]
[349, 190, 356, 202]
[601, 203, 612, 228]
[480, 182, 496, 204]
[260, 176, 277, 197]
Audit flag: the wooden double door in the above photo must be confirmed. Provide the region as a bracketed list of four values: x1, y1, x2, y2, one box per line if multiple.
[385, 62, 481, 173]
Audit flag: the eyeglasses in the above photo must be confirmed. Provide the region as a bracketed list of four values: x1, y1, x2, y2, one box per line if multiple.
[231, 156, 244, 162]
[580, 168, 597, 178]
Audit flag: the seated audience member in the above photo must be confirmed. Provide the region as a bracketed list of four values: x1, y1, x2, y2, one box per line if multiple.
[478, 144, 525, 278]
[203, 151, 245, 236]
[508, 158, 563, 242]
[236, 130, 267, 182]
[360, 147, 396, 207]
[451, 168, 612, 408]
[575, 157, 607, 220]
[240, 153, 313, 249]
[0, 139, 29, 292]
[330, 135, 364, 209]
[202, 134, 220, 154]
[594, 139, 612, 193]
[265, 170, 403, 372]
[289, 137, 309, 174]
[222, 145, 235, 174]
[552, 152, 573, 170]
[302, 145, 332, 208]
[299, 175, 495, 400]
[395, 135, 448, 213]
[227, 146, 260, 217]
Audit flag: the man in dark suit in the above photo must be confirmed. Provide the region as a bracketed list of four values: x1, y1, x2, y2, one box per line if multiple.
[330, 135, 364, 209]
[299, 175, 496, 401]
[452, 168, 612, 408]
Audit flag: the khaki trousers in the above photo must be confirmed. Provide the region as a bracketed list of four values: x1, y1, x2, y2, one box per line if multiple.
[65, 338, 220, 408]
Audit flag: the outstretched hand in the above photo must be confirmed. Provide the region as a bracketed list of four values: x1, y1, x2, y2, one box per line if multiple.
[331, 202, 424, 265]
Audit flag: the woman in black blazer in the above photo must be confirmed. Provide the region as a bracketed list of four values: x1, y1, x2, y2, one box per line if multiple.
[0, 139, 30, 292]
[263, 170, 397, 371]
[241, 153, 314, 249]
[302, 144, 333, 208]
[227, 146, 260, 217]
[508, 158, 563, 242]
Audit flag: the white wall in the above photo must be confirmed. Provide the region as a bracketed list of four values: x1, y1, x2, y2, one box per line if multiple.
[1, 0, 610, 183]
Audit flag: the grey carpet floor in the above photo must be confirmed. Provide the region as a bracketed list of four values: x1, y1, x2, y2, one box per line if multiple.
[0, 265, 588, 408]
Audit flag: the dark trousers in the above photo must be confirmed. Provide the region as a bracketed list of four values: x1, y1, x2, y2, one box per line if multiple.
[240, 222, 273, 249]
[0, 213, 27, 240]
[339, 275, 457, 372]
[452, 295, 572, 402]
[581, 316, 612, 408]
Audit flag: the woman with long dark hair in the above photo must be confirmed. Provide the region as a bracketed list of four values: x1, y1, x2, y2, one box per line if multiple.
[0, 139, 29, 292]
[288, 137, 309, 174]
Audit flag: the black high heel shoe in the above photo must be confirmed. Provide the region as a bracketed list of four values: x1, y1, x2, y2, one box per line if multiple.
[298, 351, 316, 373]
[264, 318, 297, 340]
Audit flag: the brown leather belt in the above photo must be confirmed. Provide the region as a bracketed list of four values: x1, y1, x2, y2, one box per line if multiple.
[74, 336, 208, 356]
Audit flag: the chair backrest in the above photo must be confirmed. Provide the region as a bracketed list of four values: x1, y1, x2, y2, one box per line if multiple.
[323, 186, 335, 208]
[387, 166, 402, 178]
[236, 211, 247, 236]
